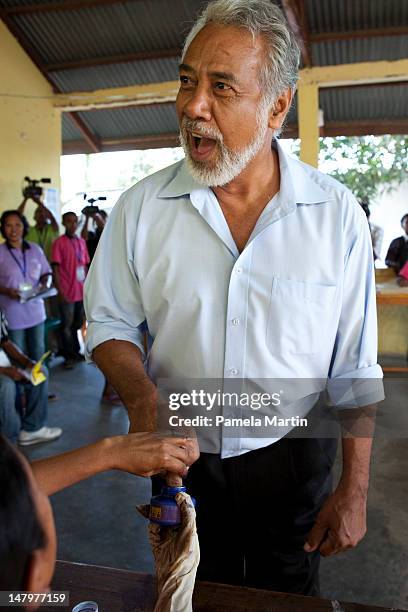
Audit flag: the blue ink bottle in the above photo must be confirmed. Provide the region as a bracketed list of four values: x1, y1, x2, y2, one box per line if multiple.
[149, 485, 196, 526]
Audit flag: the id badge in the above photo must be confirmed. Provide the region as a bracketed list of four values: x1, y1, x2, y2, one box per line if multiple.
[19, 281, 33, 292]
[76, 266, 86, 282]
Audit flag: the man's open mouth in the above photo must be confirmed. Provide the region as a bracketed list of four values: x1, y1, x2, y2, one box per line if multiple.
[190, 131, 218, 159]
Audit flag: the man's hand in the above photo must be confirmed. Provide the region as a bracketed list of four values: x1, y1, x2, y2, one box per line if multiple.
[1, 366, 29, 382]
[304, 481, 367, 556]
[109, 433, 199, 478]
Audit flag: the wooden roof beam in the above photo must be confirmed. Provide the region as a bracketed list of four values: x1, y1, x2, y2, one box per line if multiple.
[281, 119, 408, 139]
[311, 26, 408, 44]
[281, 0, 313, 67]
[300, 58, 408, 88]
[67, 113, 101, 153]
[44, 48, 180, 72]
[62, 132, 179, 154]
[54, 81, 179, 111]
[62, 118, 408, 155]
[3, 0, 131, 16]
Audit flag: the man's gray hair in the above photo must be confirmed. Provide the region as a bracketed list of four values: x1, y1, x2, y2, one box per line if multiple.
[182, 0, 300, 106]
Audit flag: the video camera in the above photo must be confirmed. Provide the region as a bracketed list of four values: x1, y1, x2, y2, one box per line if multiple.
[81, 194, 107, 216]
[23, 176, 51, 199]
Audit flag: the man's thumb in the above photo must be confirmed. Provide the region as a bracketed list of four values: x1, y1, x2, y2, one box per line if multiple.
[304, 521, 327, 552]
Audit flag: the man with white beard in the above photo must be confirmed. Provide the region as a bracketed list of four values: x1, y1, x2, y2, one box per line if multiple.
[85, 0, 383, 596]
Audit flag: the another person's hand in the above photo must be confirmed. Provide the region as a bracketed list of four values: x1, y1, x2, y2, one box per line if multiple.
[108, 433, 199, 478]
[304, 481, 367, 556]
[2, 366, 29, 382]
[6, 288, 20, 300]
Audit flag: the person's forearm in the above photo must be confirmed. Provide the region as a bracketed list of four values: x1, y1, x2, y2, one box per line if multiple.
[340, 437, 372, 495]
[46, 209, 59, 232]
[81, 219, 90, 240]
[1, 340, 31, 368]
[339, 404, 376, 494]
[52, 265, 62, 296]
[0, 285, 12, 296]
[31, 438, 115, 495]
[93, 339, 157, 431]
[18, 198, 27, 214]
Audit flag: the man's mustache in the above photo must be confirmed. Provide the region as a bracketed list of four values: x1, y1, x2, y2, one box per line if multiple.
[181, 118, 223, 143]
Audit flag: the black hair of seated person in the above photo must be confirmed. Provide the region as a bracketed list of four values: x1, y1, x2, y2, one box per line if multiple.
[0, 435, 45, 590]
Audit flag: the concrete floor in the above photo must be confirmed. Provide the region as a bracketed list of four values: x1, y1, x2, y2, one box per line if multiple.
[22, 361, 408, 610]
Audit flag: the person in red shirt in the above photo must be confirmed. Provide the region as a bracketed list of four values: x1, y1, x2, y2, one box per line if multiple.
[51, 213, 89, 369]
[398, 261, 408, 287]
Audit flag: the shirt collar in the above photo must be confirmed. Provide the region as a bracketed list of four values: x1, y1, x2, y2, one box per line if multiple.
[158, 139, 330, 206]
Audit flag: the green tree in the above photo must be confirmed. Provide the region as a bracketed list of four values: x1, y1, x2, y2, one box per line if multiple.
[319, 135, 408, 203]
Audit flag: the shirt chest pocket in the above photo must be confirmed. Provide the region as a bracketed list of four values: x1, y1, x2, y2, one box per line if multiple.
[266, 278, 338, 355]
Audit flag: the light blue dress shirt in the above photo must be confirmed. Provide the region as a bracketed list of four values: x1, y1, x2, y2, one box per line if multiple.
[84, 141, 383, 457]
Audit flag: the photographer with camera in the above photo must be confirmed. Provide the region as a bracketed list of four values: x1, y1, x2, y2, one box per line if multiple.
[18, 178, 59, 263]
[81, 207, 108, 261]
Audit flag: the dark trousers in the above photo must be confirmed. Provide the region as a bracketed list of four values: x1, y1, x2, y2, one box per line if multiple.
[154, 436, 337, 596]
[58, 300, 84, 359]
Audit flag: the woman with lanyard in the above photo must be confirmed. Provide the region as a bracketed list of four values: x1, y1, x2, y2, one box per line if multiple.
[0, 210, 52, 362]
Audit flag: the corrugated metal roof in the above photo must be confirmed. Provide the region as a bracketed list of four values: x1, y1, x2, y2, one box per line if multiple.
[312, 36, 408, 66]
[61, 112, 84, 141]
[75, 102, 179, 139]
[1, 1, 65, 6]
[2, 0, 406, 150]
[307, 0, 408, 33]
[320, 83, 408, 122]
[7, 0, 205, 65]
[50, 56, 179, 92]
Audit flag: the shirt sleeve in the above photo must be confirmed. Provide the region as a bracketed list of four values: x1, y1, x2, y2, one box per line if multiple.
[84, 192, 146, 360]
[51, 238, 62, 265]
[327, 200, 384, 408]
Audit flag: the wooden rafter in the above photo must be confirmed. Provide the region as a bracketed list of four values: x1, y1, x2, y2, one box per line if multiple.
[62, 132, 180, 154]
[3, 0, 131, 16]
[44, 48, 180, 72]
[282, 119, 408, 139]
[68, 113, 101, 153]
[281, 0, 313, 67]
[62, 117, 408, 155]
[311, 26, 408, 44]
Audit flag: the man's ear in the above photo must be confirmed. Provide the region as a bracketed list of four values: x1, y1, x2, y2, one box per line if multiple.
[268, 88, 294, 130]
[24, 550, 50, 609]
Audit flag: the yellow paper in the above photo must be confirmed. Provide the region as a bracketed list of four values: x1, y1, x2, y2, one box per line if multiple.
[30, 351, 50, 386]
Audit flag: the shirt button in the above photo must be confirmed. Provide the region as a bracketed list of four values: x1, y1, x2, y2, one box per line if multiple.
[229, 368, 239, 376]
[231, 318, 240, 326]
[236, 267, 243, 274]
